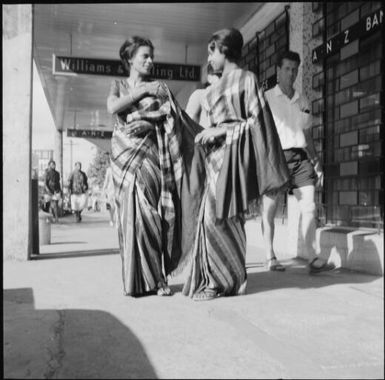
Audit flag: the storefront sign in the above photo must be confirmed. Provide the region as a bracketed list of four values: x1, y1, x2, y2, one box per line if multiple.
[67, 129, 113, 139]
[53, 55, 200, 81]
[312, 8, 383, 63]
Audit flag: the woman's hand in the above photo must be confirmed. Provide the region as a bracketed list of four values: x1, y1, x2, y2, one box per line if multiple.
[145, 81, 168, 99]
[126, 121, 154, 136]
[195, 127, 226, 144]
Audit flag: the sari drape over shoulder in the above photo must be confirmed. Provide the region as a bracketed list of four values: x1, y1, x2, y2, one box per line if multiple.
[213, 70, 290, 221]
[109, 79, 203, 295]
[182, 69, 289, 298]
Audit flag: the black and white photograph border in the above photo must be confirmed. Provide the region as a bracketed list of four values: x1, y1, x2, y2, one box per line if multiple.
[3, 2, 384, 379]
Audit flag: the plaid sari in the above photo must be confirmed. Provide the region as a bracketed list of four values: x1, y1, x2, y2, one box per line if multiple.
[183, 69, 289, 298]
[109, 79, 202, 295]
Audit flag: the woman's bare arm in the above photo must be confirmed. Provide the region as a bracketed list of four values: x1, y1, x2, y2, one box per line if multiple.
[107, 85, 148, 114]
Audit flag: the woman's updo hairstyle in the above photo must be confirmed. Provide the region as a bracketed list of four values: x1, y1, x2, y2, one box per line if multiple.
[119, 36, 154, 72]
[208, 28, 243, 62]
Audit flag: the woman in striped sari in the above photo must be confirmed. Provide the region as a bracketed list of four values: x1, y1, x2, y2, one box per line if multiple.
[107, 36, 201, 297]
[183, 28, 290, 301]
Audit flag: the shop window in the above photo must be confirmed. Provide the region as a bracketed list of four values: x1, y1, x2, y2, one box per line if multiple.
[339, 191, 357, 205]
[340, 161, 358, 176]
[340, 131, 358, 147]
[312, 97, 324, 115]
[312, 17, 325, 38]
[312, 124, 324, 139]
[314, 7, 383, 227]
[312, 2, 322, 13]
[359, 159, 382, 175]
[360, 2, 383, 18]
[351, 144, 373, 159]
[359, 125, 381, 144]
[340, 100, 358, 119]
[340, 9, 359, 30]
[360, 61, 381, 81]
[326, 22, 340, 39]
[358, 175, 381, 190]
[359, 93, 381, 111]
[334, 118, 351, 134]
[334, 89, 351, 106]
[340, 70, 358, 89]
[250, 9, 289, 90]
[312, 71, 324, 90]
[340, 40, 359, 60]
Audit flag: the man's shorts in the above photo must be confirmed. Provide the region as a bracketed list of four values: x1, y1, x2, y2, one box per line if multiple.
[283, 148, 317, 194]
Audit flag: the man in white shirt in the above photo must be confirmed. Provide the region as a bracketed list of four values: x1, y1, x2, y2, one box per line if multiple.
[262, 50, 334, 274]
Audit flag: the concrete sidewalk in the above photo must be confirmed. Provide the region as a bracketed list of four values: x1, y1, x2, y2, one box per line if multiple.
[4, 211, 384, 379]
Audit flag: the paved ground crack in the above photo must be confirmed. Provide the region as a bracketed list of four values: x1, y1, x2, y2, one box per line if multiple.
[44, 310, 65, 379]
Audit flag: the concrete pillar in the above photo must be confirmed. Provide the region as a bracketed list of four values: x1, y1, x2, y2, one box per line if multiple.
[3, 4, 34, 260]
[53, 76, 68, 186]
[55, 129, 63, 185]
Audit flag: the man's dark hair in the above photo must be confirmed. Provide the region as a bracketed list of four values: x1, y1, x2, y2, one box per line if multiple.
[277, 50, 301, 67]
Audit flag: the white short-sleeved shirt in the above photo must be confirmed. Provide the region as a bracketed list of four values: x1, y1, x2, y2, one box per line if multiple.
[265, 84, 311, 150]
[186, 88, 210, 128]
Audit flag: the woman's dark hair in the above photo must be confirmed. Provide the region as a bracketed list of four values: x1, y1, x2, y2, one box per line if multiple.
[276, 50, 301, 67]
[119, 36, 154, 72]
[208, 28, 244, 62]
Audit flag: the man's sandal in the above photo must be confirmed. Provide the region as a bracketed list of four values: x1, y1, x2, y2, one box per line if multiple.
[308, 258, 335, 274]
[267, 257, 286, 271]
[192, 288, 217, 301]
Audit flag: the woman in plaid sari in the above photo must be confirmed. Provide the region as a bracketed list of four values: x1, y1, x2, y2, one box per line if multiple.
[183, 29, 289, 301]
[107, 36, 201, 297]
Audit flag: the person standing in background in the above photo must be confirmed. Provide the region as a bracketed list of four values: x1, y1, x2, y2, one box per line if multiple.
[262, 50, 334, 274]
[68, 161, 89, 222]
[44, 159, 61, 223]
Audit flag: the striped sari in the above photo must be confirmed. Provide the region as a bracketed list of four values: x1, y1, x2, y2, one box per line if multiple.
[109, 79, 201, 296]
[182, 69, 289, 298]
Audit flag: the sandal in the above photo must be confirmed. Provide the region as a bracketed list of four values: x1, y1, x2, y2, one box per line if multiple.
[308, 258, 335, 274]
[192, 288, 217, 301]
[157, 284, 173, 297]
[267, 257, 286, 271]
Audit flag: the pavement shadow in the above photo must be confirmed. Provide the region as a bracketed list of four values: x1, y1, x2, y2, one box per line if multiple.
[4, 288, 158, 379]
[168, 264, 379, 297]
[32, 249, 120, 260]
[245, 258, 380, 295]
[50, 241, 86, 245]
[319, 228, 383, 275]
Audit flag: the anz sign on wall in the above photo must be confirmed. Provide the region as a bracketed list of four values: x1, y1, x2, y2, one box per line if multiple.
[312, 8, 383, 63]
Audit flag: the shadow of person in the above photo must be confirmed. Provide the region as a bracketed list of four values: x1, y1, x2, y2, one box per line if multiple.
[318, 228, 383, 276]
[244, 257, 381, 296]
[4, 288, 158, 379]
